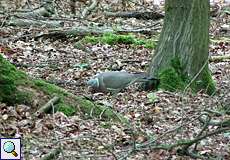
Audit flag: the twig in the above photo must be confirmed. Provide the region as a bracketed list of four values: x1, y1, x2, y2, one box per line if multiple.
[34, 96, 60, 115]
[0, 14, 9, 27]
[183, 58, 209, 92]
[193, 113, 211, 151]
[204, 109, 224, 116]
[81, 0, 98, 18]
[137, 127, 229, 151]
[104, 11, 164, 20]
[209, 54, 230, 62]
[54, 135, 118, 160]
[179, 127, 230, 159]
[139, 114, 201, 148]
[199, 115, 230, 127]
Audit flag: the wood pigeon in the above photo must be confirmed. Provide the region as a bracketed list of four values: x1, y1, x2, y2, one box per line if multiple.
[87, 71, 159, 93]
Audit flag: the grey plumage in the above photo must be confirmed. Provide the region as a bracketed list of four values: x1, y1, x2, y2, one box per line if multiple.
[87, 71, 156, 93]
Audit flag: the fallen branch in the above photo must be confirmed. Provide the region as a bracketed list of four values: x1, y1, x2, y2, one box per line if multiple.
[34, 25, 158, 40]
[0, 0, 56, 27]
[105, 11, 164, 20]
[6, 17, 63, 28]
[199, 115, 230, 127]
[35, 96, 60, 115]
[180, 127, 229, 159]
[209, 54, 230, 62]
[16, 0, 54, 18]
[135, 127, 229, 157]
[130, 112, 230, 159]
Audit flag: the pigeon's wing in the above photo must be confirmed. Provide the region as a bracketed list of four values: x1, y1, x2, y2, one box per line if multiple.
[100, 72, 135, 89]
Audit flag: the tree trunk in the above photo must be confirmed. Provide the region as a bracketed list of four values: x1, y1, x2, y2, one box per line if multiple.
[147, 0, 215, 94]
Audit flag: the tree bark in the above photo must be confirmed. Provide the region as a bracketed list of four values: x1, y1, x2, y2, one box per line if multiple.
[147, 0, 215, 94]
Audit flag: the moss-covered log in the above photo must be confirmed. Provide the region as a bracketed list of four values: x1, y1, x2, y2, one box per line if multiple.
[147, 0, 215, 95]
[0, 54, 128, 124]
[0, 55, 29, 105]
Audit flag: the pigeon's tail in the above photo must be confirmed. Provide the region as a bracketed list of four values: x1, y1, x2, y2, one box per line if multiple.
[129, 73, 160, 90]
[132, 72, 148, 77]
[130, 72, 148, 81]
[136, 78, 160, 86]
[133, 73, 160, 91]
[133, 72, 159, 82]
[141, 77, 160, 91]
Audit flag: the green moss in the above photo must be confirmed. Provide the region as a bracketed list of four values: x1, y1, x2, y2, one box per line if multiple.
[102, 33, 136, 45]
[34, 80, 78, 115]
[143, 40, 156, 49]
[171, 57, 182, 74]
[56, 102, 76, 116]
[159, 57, 187, 92]
[159, 68, 186, 92]
[158, 57, 215, 95]
[192, 70, 216, 95]
[76, 33, 156, 49]
[34, 79, 68, 97]
[101, 33, 119, 45]
[84, 36, 100, 45]
[0, 54, 30, 105]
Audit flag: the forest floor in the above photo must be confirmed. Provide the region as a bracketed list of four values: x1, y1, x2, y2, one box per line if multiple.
[0, 0, 230, 159]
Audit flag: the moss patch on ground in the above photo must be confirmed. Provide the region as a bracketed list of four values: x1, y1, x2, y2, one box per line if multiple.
[33, 79, 69, 98]
[192, 70, 216, 95]
[33, 79, 77, 116]
[75, 33, 156, 49]
[0, 54, 31, 105]
[56, 102, 76, 116]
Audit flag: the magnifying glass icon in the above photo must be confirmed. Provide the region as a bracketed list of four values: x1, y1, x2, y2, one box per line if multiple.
[3, 141, 18, 157]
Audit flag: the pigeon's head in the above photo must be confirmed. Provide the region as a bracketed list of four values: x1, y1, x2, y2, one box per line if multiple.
[87, 78, 99, 88]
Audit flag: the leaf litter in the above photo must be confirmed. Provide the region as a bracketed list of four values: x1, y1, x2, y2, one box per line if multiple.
[0, 0, 230, 159]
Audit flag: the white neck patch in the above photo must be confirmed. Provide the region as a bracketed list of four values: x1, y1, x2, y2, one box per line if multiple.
[95, 78, 99, 87]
